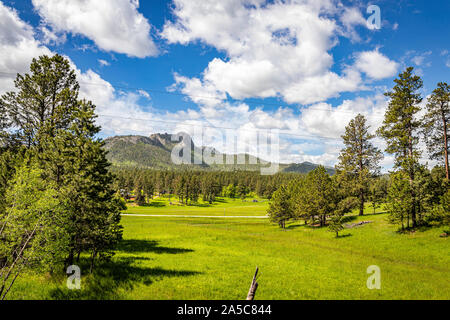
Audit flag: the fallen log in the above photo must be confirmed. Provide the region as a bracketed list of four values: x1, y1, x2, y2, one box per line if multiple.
[344, 220, 373, 229]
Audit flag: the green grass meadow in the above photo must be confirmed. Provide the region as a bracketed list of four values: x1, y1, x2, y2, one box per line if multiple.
[8, 198, 450, 300]
[124, 196, 269, 216]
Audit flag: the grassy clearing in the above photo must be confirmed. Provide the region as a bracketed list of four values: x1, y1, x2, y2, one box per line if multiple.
[124, 196, 269, 216]
[124, 197, 386, 217]
[8, 199, 449, 300]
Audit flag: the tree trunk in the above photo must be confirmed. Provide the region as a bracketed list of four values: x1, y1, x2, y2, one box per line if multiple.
[359, 192, 364, 216]
[410, 177, 417, 227]
[66, 249, 74, 270]
[408, 127, 417, 228]
[443, 108, 449, 180]
[89, 249, 97, 274]
[358, 140, 365, 216]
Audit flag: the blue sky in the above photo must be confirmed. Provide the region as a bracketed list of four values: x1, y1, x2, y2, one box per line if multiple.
[0, 0, 449, 169]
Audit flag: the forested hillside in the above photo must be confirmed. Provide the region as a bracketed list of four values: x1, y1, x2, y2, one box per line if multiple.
[104, 133, 336, 174]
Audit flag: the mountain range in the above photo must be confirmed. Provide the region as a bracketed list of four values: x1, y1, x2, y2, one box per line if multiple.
[103, 133, 335, 175]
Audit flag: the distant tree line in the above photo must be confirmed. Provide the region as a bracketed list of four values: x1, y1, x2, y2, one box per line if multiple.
[112, 168, 301, 205]
[268, 67, 449, 234]
[0, 55, 124, 299]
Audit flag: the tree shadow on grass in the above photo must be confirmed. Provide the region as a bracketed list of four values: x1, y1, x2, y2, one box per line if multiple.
[341, 215, 358, 223]
[361, 211, 388, 217]
[49, 256, 200, 300]
[116, 239, 194, 254]
[336, 233, 352, 238]
[285, 223, 308, 230]
[395, 223, 443, 234]
[188, 203, 212, 207]
[146, 201, 166, 208]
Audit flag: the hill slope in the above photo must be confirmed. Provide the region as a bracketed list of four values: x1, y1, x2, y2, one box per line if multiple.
[103, 133, 335, 174]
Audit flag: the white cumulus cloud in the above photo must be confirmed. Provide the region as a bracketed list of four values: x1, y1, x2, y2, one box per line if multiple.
[355, 50, 399, 80]
[161, 0, 368, 105]
[162, 0, 398, 105]
[32, 0, 158, 58]
[0, 1, 153, 137]
[0, 2, 52, 94]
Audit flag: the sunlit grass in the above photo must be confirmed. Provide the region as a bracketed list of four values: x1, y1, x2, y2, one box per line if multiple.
[9, 204, 449, 300]
[124, 196, 269, 216]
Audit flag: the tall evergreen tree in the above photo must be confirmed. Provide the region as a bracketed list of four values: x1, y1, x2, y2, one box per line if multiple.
[134, 177, 146, 206]
[165, 173, 173, 200]
[296, 166, 336, 227]
[0, 102, 10, 149]
[1, 55, 79, 148]
[378, 67, 423, 227]
[176, 175, 186, 204]
[289, 178, 310, 224]
[369, 177, 388, 214]
[40, 97, 123, 270]
[336, 114, 383, 215]
[268, 185, 293, 229]
[387, 171, 413, 230]
[143, 175, 155, 201]
[189, 175, 200, 203]
[0, 54, 123, 269]
[422, 82, 450, 180]
[237, 184, 249, 200]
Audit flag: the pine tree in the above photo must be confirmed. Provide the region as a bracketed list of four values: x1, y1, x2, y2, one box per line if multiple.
[289, 177, 312, 224]
[441, 189, 450, 227]
[134, 177, 146, 206]
[267, 185, 293, 229]
[295, 166, 336, 226]
[201, 175, 216, 203]
[429, 166, 448, 204]
[369, 177, 388, 214]
[1, 55, 79, 148]
[414, 165, 434, 222]
[255, 180, 265, 197]
[328, 213, 344, 237]
[387, 171, 414, 230]
[0, 102, 10, 149]
[422, 82, 450, 180]
[378, 67, 423, 227]
[189, 175, 200, 203]
[54, 99, 124, 269]
[237, 184, 248, 200]
[176, 175, 186, 204]
[1, 55, 123, 270]
[143, 175, 155, 201]
[336, 114, 383, 215]
[165, 173, 173, 200]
